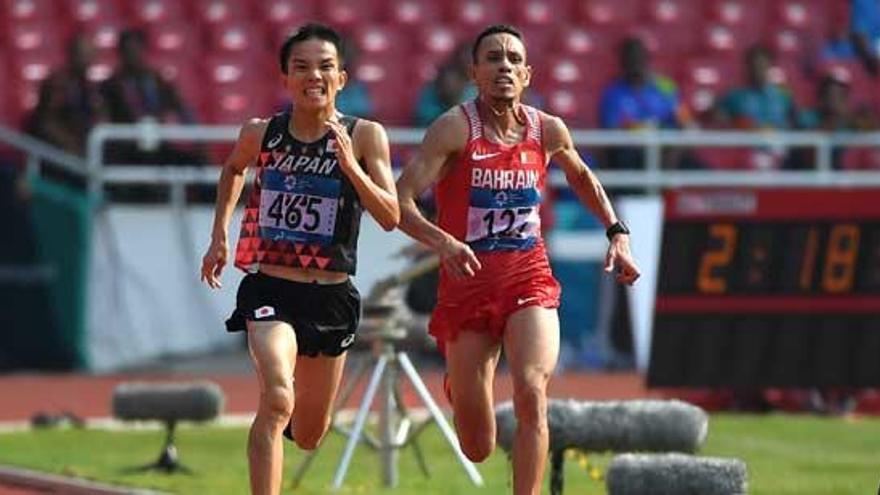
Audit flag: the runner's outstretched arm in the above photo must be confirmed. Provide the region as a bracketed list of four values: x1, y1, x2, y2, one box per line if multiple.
[396, 109, 482, 279]
[542, 114, 640, 285]
[201, 118, 267, 289]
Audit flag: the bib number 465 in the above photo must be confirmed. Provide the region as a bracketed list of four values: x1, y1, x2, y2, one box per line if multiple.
[267, 193, 322, 232]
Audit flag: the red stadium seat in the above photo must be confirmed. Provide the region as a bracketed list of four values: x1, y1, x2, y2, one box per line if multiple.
[257, 0, 315, 28]
[7, 19, 60, 53]
[773, 0, 827, 35]
[8, 80, 41, 127]
[203, 53, 261, 89]
[770, 28, 806, 56]
[151, 53, 204, 112]
[817, 60, 878, 107]
[192, 0, 248, 25]
[680, 83, 720, 114]
[127, 0, 185, 24]
[518, 26, 553, 54]
[541, 83, 596, 127]
[147, 21, 203, 56]
[350, 57, 416, 125]
[207, 21, 266, 55]
[629, 24, 698, 56]
[82, 18, 126, 53]
[2, 0, 58, 23]
[10, 48, 61, 85]
[385, 0, 442, 27]
[323, 0, 379, 29]
[352, 24, 410, 57]
[576, 0, 639, 26]
[682, 56, 739, 92]
[552, 25, 615, 56]
[707, 0, 766, 45]
[446, 0, 508, 29]
[702, 23, 745, 55]
[63, 0, 121, 26]
[645, 0, 700, 25]
[417, 24, 464, 58]
[410, 53, 447, 83]
[86, 50, 115, 82]
[207, 81, 271, 124]
[510, 0, 572, 26]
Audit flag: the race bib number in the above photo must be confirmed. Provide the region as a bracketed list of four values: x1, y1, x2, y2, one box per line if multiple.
[258, 170, 340, 245]
[466, 187, 541, 251]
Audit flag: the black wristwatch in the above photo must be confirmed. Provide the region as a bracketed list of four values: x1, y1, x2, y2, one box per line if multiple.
[606, 221, 630, 241]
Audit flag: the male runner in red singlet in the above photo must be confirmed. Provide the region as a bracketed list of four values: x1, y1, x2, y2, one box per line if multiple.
[396, 25, 640, 495]
[200, 24, 399, 495]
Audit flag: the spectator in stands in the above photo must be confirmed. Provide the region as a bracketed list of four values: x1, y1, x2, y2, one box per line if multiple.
[798, 74, 855, 131]
[851, 0, 880, 75]
[28, 34, 106, 156]
[709, 45, 799, 169]
[598, 37, 694, 169]
[101, 29, 204, 165]
[797, 72, 880, 168]
[715, 45, 797, 130]
[414, 45, 477, 126]
[335, 36, 374, 118]
[794, 74, 855, 168]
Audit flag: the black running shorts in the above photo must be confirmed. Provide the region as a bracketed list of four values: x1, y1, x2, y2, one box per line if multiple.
[226, 272, 361, 357]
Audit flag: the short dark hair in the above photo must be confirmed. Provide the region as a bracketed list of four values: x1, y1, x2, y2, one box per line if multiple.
[471, 24, 524, 63]
[279, 23, 344, 74]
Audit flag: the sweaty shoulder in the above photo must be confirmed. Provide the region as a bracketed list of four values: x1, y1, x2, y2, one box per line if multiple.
[241, 117, 270, 144]
[537, 110, 570, 156]
[423, 106, 469, 154]
[227, 118, 269, 170]
[351, 118, 386, 142]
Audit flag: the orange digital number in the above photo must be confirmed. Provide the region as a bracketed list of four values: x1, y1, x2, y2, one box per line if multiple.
[799, 227, 819, 290]
[822, 224, 860, 293]
[697, 224, 738, 294]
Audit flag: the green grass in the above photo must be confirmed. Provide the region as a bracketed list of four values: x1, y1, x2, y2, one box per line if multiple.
[1, 414, 878, 494]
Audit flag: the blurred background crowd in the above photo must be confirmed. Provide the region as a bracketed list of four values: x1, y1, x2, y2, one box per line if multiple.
[0, 0, 878, 170]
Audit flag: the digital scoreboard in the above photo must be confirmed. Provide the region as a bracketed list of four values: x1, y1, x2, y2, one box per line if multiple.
[648, 189, 880, 387]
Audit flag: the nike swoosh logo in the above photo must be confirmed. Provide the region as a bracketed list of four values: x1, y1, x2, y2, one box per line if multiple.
[517, 297, 538, 306]
[472, 151, 501, 161]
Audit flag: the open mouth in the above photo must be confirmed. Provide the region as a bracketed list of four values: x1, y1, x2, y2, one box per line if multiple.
[304, 87, 326, 97]
[494, 76, 514, 87]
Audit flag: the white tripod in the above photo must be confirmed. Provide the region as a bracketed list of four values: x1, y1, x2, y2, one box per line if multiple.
[291, 257, 484, 490]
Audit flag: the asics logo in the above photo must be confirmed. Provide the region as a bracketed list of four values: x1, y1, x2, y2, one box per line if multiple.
[471, 150, 501, 161]
[267, 133, 283, 149]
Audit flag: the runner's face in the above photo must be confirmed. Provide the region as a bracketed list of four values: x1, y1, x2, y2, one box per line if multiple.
[283, 38, 347, 110]
[472, 33, 530, 101]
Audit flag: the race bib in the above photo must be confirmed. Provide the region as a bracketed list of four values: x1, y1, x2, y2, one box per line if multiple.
[466, 187, 541, 251]
[258, 169, 340, 245]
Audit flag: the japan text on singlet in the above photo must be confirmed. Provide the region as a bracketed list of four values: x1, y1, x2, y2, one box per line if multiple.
[435, 100, 547, 253]
[234, 111, 364, 274]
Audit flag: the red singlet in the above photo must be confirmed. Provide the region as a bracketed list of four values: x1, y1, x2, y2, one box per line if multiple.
[429, 100, 561, 354]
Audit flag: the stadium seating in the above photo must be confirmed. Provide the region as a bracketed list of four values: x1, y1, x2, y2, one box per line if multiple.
[0, 0, 875, 143]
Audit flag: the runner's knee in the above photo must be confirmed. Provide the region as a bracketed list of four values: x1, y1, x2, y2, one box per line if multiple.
[512, 378, 549, 430]
[259, 383, 294, 423]
[292, 408, 332, 450]
[459, 432, 495, 462]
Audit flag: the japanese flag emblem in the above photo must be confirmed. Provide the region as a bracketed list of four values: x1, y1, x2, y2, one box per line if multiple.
[254, 306, 275, 319]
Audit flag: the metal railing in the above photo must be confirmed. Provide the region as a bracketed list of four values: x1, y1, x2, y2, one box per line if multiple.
[0, 125, 88, 181]
[82, 123, 880, 197]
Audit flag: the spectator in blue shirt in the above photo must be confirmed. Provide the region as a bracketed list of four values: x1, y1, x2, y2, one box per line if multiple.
[599, 37, 684, 130]
[851, 0, 880, 74]
[715, 44, 796, 130]
[598, 37, 692, 169]
[335, 36, 374, 118]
